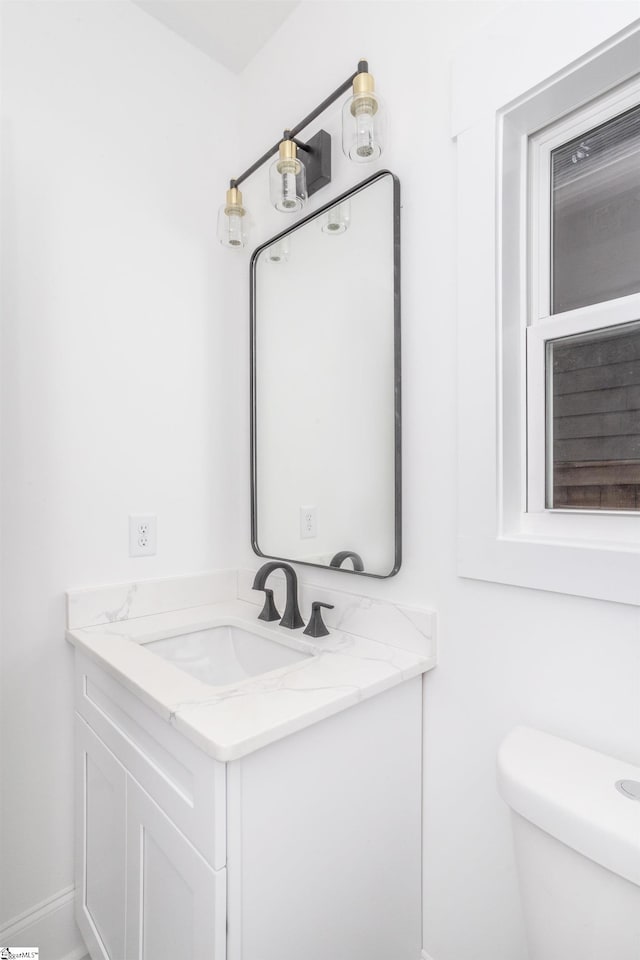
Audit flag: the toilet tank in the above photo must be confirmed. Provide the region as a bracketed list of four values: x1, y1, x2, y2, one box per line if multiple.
[497, 727, 640, 960]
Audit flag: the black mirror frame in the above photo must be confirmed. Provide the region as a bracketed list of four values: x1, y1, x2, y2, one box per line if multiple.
[249, 169, 401, 579]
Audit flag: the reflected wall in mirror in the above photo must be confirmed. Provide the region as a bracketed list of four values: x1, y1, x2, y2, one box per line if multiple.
[251, 170, 400, 578]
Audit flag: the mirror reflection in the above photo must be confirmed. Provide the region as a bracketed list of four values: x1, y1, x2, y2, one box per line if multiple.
[251, 171, 400, 577]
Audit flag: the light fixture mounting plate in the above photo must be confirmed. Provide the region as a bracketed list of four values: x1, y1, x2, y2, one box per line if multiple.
[305, 129, 332, 198]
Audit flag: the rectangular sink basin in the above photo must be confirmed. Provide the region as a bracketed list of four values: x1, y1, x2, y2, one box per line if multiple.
[144, 624, 310, 687]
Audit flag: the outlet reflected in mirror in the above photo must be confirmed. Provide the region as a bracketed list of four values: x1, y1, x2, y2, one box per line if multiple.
[251, 171, 400, 578]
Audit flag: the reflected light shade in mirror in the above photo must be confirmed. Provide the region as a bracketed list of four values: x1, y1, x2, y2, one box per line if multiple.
[270, 140, 307, 213]
[217, 186, 248, 248]
[342, 71, 385, 162]
[265, 237, 290, 263]
[321, 200, 351, 235]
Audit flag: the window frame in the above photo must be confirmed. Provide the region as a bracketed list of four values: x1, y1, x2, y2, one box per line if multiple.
[527, 78, 640, 520]
[455, 14, 640, 605]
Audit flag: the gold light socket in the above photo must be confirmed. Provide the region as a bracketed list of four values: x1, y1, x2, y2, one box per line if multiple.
[351, 72, 378, 117]
[225, 186, 245, 215]
[279, 140, 297, 162]
[277, 139, 301, 174]
[353, 71, 375, 97]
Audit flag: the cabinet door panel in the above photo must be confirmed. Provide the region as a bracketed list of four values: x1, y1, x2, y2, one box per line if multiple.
[126, 779, 226, 960]
[141, 835, 196, 960]
[76, 655, 226, 869]
[75, 715, 127, 960]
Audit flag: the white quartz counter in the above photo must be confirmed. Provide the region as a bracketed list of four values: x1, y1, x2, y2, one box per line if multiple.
[67, 571, 437, 761]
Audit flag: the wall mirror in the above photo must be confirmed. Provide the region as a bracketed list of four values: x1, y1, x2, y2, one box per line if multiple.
[250, 170, 400, 578]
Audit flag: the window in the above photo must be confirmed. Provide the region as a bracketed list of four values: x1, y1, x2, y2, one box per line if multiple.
[455, 14, 640, 604]
[527, 80, 640, 517]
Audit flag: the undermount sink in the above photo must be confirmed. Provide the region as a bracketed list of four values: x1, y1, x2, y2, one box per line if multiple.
[143, 623, 310, 687]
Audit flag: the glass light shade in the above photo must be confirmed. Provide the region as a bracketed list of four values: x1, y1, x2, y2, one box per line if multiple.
[342, 82, 385, 163]
[217, 187, 248, 249]
[265, 236, 290, 263]
[270, 141, 307, 213]
[321, 200, 351, 235]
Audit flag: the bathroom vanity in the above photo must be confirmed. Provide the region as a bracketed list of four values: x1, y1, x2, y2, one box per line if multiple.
[68, 169, 414, 959]
[68, 571, 436, 960]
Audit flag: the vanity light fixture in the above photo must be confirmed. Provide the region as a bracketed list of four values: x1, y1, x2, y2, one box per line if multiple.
[342, 67, 385, 162]
[218, 60, 382, 249]
[270, 139, 307, 213]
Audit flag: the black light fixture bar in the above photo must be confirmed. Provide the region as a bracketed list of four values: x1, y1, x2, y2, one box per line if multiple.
[287, 60, 368, 139]
[229, 60, 369, 190]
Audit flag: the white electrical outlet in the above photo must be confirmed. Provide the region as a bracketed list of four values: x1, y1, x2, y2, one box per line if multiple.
[300, 505, 317, 539]
[129, 515, 157, 557]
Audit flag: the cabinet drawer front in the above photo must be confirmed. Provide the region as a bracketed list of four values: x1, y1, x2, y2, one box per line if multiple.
[76, 653, 226, 869]
[126, 779, 226, 960]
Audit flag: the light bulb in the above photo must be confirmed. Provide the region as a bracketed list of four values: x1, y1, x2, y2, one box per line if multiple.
[342, 70, 385, 163]
[217, 187, 248, 249]
[226, 211, 243, 246]
[354, 106, 376, 159]
[270, 141, 307, 213]
[280, 165, 300, 210]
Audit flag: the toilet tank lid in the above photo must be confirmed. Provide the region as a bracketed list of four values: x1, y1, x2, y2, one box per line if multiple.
[498, 727, 640, 887]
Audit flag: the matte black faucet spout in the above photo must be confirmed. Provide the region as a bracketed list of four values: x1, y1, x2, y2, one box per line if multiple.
[252, 562, 305, 630]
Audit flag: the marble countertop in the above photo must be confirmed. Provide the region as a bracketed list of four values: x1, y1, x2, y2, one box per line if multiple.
[67, 584, 436, 762]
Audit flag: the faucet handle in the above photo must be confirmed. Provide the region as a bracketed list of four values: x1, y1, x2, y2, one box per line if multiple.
[257, 588, 281, 623]
[303, 601, 334, 638]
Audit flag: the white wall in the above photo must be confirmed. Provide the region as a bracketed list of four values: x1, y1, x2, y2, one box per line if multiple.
[0, 0, 242, 942]
[234, 4, 640, 959]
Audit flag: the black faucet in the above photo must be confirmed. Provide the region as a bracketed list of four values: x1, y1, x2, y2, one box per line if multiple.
[329, 550, 364, 572]
[252, 562, 305, 630]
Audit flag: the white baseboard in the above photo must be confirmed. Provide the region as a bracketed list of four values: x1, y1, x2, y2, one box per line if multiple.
[2, 880, 425, 960]
[0, 885, 86, 960]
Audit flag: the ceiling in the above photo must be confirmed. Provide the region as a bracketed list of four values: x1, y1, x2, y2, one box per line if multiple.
[132, 1, 299, 73]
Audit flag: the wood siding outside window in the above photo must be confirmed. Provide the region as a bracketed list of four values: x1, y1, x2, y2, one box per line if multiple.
[551, 323, 640, 509]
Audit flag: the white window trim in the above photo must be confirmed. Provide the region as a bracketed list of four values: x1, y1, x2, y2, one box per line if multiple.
[527, 77, 640, 522]
[455, 15, 640, 605]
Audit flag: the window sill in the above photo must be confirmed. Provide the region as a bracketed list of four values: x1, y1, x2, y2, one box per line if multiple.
[458, 532, 640, 606]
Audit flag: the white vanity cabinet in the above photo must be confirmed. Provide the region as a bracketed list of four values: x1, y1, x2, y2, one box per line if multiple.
[75, 713, 227, 960]
[74, 651, 423, 960]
